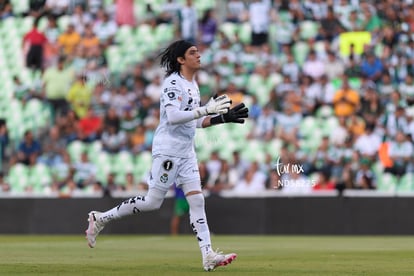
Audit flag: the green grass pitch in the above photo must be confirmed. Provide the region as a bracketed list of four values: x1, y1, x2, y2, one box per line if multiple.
[0, 235, 413, 275]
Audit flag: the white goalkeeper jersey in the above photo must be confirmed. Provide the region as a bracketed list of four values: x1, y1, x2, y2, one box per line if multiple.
[152, 72, 201, 158]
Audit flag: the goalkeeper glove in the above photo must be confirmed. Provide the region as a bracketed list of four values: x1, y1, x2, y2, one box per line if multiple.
[211, 103, 249, 124]
[193, 94, 231, 119]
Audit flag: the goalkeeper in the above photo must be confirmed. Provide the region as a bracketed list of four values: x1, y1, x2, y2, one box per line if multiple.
[85, 40, 248, 271]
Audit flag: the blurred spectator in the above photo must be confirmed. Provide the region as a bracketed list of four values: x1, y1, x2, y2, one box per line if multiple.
[384, 131, 413, 178]
[129, 125, 145, 154]
[37, 126, 66, 167]
[104, 172, 120, 193]
[399, 75, 414, 106]
[232, 161, 266, 193]
[44, 0, 69, 18]
[43, 15, 60, 67]
[111, 84, 136, 116]
[159, 0, 181, 24]
[104, 107, 120, 132]
[275, 104, 301, 146]
[205, 151, 222, 189]
[80, 23, 100, 52]
[359, 83, 383, 125]
[302, 50, 326, 80]
[70, 4, 92, 35]
[66, 74, 92, 119]
[198, 8, 217, 46]
[179, 0, 197, 44]
[281, 53, 300, 83]
[58, 24, 81, 56]
[324, 51, 345, 80]
[0, 120, 9, 162]
[101, 125, 127, 154]
[77, 107, 103, 142]
[213, 159, 238, 193]
[16, 130, 41, 166]
[320, 7, 342, 41]
[332, 76, 360, 117]
[144, 75, 162, 104]
[120, 106, 140, 134]
[353, 123, 381, 162]
[248, 103, 275, 141]
[312, 171, 336, 191]
[57, 109, 79, 143]
[226, 0, 246, 23]
[0, 172, 11, 192]
[23, 19, 48, 71]
[354, 158, 376, 189]
[73, 151, 97, 188]
[42, 56, 75, 118]
[248, 0, 270, 47]
[93, 10, 117, 47]
[380, 106, 408, 140]
[360, 52, 384, 82]
[115, 0, 135, 26]
[52, 150, 72, 184]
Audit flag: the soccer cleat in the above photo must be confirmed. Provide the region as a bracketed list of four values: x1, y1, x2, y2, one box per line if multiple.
[85, 211, 105, 248]
[203, 249, 237, 271]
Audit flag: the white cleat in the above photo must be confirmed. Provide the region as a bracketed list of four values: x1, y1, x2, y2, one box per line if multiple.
[85, 211, 105, 248]
[203, 250, 237, 271]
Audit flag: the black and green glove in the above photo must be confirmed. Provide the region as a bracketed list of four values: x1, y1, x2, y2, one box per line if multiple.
[211, 103, 249, 124]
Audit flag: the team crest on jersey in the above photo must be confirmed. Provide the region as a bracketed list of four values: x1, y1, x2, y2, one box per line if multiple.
[160, 173, 168, 183]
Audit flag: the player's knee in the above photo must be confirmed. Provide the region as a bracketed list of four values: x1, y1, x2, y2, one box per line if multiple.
[186, 192, 204, 210]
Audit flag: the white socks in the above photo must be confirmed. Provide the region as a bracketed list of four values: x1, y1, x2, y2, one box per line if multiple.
[98, 189, 166, 224]
[186, 193, 212, 259]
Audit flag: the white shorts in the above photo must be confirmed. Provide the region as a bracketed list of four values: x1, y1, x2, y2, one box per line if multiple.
[148, 154, 201, 193]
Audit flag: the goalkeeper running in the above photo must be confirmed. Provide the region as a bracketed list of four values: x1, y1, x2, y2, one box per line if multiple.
[85, 40, 248, 271]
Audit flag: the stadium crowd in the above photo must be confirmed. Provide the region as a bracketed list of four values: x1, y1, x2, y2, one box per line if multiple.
[1, 0, 414, 196]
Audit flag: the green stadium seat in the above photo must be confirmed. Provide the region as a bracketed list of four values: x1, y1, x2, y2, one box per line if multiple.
[7, 163, 30, 192]
[67, 141, 86, 163]
[220, 22, 238, 42]
[397, 173, 414, 192]
[292, 41, 310, 67]
[134, 151, 152, 180]
[29, 163, 53, 191]
[377, 173, 397, 192]
[238, 22, 251, 45]
[112, 151, 134, 175]
[299, 21, 319, 40]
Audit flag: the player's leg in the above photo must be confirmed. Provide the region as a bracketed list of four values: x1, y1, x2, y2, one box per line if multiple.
[85, 155, 178, 248]
[179, 159, 236, 271]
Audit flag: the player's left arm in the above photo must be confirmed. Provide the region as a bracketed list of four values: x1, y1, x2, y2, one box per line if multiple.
[199, 103, 249, 128]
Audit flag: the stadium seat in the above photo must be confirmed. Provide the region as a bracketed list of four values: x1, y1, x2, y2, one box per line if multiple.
[292, 41, 310, 66]
[397, 173, 414, 192]
[377, 173, 397, 192]
[134, 151, 152, 180]
[299, 21, 320, 40]
[220, 22, 238, 42]
[112, 151, 135, 175]
[237, 22, 251, 45]
[29, 163, 53, 191]
[7, 163, 30, 192]
[67, 141, 86, 163]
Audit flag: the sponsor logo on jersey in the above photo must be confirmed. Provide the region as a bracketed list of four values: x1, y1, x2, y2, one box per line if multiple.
[163, 160, 173, 171]
[170, 80, 176, 85]
[160, 173, 169, 183]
